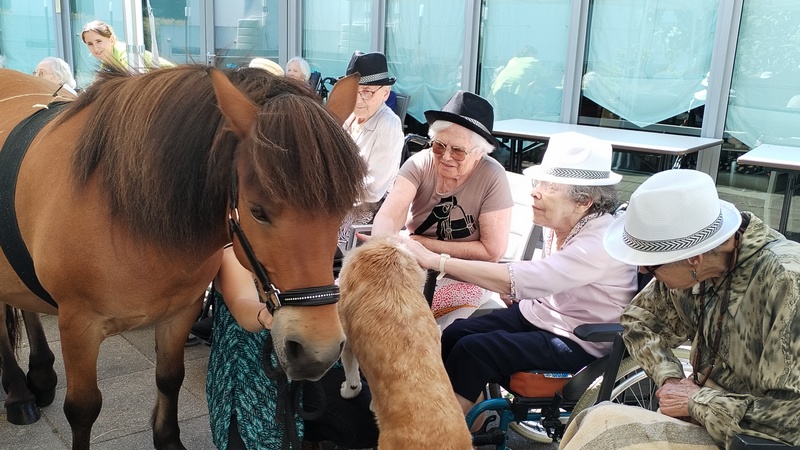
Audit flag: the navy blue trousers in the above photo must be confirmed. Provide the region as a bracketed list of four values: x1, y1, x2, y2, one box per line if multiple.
[441, 303, 596, 402]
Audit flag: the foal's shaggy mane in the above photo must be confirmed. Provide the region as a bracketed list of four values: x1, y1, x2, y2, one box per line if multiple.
[59, 66, 367, 250]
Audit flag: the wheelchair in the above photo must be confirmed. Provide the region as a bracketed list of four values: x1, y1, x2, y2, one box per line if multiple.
[464, 321, 690, 449]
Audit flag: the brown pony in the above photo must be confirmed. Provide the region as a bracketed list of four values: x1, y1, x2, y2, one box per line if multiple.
[0, 66, 366, 449]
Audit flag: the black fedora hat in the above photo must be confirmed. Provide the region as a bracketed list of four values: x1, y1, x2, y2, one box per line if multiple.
[424, 91, 496, 147]
[345, 51, 396, 86]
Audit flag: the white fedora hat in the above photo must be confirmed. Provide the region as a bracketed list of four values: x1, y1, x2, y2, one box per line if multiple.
[603, 169, 742, 266]
[523, 132, 622, 186]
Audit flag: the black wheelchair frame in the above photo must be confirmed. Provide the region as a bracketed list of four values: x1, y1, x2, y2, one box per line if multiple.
[465, 322, 661, 448]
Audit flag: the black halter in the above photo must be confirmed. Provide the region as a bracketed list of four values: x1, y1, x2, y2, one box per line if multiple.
[227, 169, 339, 315]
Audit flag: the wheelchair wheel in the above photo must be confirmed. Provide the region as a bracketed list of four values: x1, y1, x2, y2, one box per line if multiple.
[569, 346, 691, 426]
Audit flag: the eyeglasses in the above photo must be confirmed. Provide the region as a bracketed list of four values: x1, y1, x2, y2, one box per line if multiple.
[430, 139, 472, 161]
[531, 179, 560, 194]
[641, 264, 664, 277]
[357, 87, 382, 100]
[32, 69, 49, 77]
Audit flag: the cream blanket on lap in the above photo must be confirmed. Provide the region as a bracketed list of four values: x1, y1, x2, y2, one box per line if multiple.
[560, 402, 720, 450]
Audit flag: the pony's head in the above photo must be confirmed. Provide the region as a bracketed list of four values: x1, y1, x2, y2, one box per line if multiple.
[211, 68, 366, 380]
[65, 65, 366, 380]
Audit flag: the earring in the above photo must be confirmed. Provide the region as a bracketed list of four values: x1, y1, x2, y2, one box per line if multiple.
[691, 268, 697, 279]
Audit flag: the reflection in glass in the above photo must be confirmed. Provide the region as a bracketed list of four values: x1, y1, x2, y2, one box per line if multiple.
[214, 0, 279, 69]
[303, 0, 371, 85]
[0, 0, 57, 73]
[385, 0, 465, 122]
[725, 2, 800, 150]
[148, 0, 203, 65]
[579, 0, 718, 133]
[719, 1, 800, 233]
[478, 0, 570, 122]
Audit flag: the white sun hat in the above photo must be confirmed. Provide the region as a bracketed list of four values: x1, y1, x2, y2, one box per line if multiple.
[522, 131, 622, 186]
[603, 169, 742, 266]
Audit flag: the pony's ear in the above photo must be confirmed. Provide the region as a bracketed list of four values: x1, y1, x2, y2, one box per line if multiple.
[326, 73, 359, 125]
[209, 68, 258, 139]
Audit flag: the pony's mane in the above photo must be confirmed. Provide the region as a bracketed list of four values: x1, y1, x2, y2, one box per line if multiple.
[60, 65, 367, 250]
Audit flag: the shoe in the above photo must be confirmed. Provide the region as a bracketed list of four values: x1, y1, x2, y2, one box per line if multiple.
[190, 316, 213, 345]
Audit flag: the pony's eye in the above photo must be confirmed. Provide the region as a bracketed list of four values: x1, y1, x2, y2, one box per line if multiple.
[249, 205, 270, 223]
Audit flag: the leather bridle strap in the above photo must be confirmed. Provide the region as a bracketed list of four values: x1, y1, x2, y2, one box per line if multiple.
[227, 168, 339, 315]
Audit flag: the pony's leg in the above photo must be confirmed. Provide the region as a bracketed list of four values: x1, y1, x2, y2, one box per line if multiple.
[21, 311, 57, 407]
[0, 305, 41, 425]
[151, 307, 198, 450]
[339, 342, 362, 399]
[58, 316, 104, 450]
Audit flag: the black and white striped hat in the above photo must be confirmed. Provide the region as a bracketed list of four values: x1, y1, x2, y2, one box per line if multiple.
[523, 132, 622, 186]
[603, 169, 742, 266]
[345, 51, 396, 86]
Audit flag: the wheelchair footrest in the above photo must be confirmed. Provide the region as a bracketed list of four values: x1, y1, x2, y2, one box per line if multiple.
[471, 414, 507, 446]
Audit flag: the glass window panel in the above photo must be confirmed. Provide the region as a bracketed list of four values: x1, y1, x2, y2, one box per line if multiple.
[719, 1, 800, 235]
[478, 0, 571, 122]
[148, 0, 202, 65]
[725, 1, 800, 150]
[0, 0, 57, 73]
[214, 0, 279, 69]
[385, 0, 465, 122]
[580, 0, 718, 133]
[303, 0, 372, 83]
[69, 0, 125, 88]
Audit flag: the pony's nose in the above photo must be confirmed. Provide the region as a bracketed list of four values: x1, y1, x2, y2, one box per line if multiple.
[283, 337, 345, 381]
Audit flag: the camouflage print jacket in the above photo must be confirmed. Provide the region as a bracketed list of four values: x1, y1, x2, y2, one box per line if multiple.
[621, 212, 800, 448]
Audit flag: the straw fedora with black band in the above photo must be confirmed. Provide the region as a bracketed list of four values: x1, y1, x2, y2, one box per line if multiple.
[603, 169, 742, 267]
[523, 132, 622, 186]
[424, 90, 496, 148]
[345, 51, 396, 86]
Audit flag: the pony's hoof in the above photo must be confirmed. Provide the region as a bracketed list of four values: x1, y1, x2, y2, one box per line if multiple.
[340, 381, 362, 399]
[5, 401, 41, 425]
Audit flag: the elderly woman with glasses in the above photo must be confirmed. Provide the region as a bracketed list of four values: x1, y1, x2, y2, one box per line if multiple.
[560, 169, 800, 449]
[371, 90, 515, 329]
[33, 57, 78, 95]
[401, 131, 638, 421]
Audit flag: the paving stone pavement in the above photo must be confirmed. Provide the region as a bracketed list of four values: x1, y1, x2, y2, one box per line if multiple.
[0, 314, 557, 450]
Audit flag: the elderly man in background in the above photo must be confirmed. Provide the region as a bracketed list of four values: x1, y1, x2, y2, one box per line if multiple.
[338, 51, 404, 248]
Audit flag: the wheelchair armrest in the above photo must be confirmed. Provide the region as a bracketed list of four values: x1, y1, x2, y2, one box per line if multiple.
[573, 323, 624, 343]
[405, 133, 430, 148]
[730, 434, 797, 450]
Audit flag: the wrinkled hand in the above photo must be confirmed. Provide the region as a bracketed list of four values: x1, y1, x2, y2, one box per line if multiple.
[499, 293, 517, 307]
[656, 377, 700, 420]
[402, 236, 437, 270]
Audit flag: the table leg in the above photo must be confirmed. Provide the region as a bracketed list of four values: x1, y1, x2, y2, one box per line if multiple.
[778, 172, 797, 235]
[513, 139, 522, 173]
